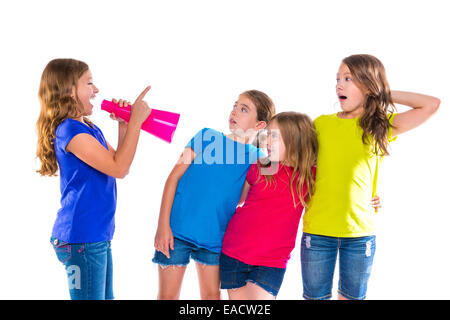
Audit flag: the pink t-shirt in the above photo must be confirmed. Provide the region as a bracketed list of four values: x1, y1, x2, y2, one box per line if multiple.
[221, 163, 315, 269]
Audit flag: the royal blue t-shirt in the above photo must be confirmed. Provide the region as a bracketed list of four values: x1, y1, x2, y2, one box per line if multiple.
[170, 128, 264, 253]
[52, 118, 117, 243]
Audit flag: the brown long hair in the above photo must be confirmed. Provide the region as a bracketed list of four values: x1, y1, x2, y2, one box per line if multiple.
[342, 54, 396, 156]
[241, 90, 276, 147]
[242, 90, 275, 124]
[36, 58, 91, 176]
[259, 112, 318, 208]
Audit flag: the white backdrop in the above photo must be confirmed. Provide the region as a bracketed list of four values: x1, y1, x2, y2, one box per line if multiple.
[0, 0, 449, 299]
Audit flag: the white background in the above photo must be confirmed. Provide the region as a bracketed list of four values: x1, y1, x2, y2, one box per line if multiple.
[0, 0, 449, 300]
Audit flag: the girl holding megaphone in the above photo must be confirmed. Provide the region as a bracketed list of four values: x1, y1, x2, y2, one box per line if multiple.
[36, 58, 151, 300]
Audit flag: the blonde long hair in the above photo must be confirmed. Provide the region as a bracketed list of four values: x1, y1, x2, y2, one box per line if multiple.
[36, 58, 91, 176]
[259, 112, 318, 208]
[342, 54, 396, 156]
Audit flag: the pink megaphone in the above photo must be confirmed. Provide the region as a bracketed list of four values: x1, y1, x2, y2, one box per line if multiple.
[101, 100, 180, 143]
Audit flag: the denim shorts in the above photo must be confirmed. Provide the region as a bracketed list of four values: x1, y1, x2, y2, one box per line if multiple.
[50, 237, 114, 300]
[152, 237, 220, 267]
[300, 233, 376, 300]
[219, 253, 286, 297]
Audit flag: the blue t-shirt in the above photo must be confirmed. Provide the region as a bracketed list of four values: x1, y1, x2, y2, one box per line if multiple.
[170, 128, 264, 253]
[52, 118, 117, 243]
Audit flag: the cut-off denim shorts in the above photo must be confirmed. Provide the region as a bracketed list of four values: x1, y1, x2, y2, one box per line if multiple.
[219, 253, 286, 297]
[152, 237, 220, 267]
[300, 233, 376, 300]
[50, 237, 114, 300]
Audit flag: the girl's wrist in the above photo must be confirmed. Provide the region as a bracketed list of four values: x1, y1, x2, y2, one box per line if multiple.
[390, 90, 400, 103]
[157, 216, 171, 228]
[119, 121, 128, 130]
[126, 119, 141, 132]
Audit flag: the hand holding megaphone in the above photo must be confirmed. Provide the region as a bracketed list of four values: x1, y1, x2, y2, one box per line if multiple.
[130, 86, 152, 125]
[101, 86, 180, 143]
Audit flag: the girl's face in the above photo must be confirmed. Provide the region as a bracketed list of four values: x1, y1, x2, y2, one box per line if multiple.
[336, 63, 366, 117]
[266, 120, 286, 163]
[72, 69, 99, 116]
[229, 94, 264, 134]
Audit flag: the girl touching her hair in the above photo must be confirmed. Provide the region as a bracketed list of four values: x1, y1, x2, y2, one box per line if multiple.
[301, 54, 440, 300]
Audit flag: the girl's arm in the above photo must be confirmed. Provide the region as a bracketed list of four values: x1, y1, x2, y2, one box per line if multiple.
[103, 123, 128, 160]
[154, 147, 196, 258]
[117, 122, 128, 150]
[391, 90, 440, 137]
[106, 99, 131, 157]
[67, 87, 151, 178]
[111, 98, 130, 153]
[237, 181, 250, 207]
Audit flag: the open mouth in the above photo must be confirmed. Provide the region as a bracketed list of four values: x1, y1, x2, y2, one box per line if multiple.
[229, 118, 237, 125]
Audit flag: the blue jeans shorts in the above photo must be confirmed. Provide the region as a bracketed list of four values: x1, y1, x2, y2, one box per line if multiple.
[300, 233, 376, 300]
[219, 253, 286, 297]
[50, 237, 114, 300]
[152, 237, 220, 267]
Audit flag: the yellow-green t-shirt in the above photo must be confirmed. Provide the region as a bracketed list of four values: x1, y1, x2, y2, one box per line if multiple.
[303, 113, 396, 237]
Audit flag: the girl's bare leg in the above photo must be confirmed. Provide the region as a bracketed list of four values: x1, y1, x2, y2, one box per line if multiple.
[228, 281, 275, 300]
[195, 262, 221, 300]
[157, 265, 187, 300]
[245, 282, 275, 300]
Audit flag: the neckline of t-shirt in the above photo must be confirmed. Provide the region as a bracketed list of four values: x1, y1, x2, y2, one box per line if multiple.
[334, 112, 360, 120]
[257, 162, 294, 172]
[68, 117, 95, 130]
[223, 132, 252, 148]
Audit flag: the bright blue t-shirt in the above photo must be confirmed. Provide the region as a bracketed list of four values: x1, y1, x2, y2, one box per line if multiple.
[170, 128, 264, 253]
[52, 118, 117, 243]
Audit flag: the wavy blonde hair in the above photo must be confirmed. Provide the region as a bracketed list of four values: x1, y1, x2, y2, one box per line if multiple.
[258, 112, 318, 208]
[36, 58, 91, 176]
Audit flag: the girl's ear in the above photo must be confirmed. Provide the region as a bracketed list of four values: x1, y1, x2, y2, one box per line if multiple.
[256, 121, 267, 130]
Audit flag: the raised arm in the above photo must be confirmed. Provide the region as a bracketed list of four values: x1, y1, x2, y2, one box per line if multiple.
[106, 98, 133, 157]
[67, 87, 151, 178]
[391, 90, 440, 137]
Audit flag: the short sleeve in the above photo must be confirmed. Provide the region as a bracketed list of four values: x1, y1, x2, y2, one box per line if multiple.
[91, 123, 108, 148]
[388, 113, 397, 143]
[313, 115, 324, 135]
[55, 119, 92, 153]
[313, 115, 324, 126]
